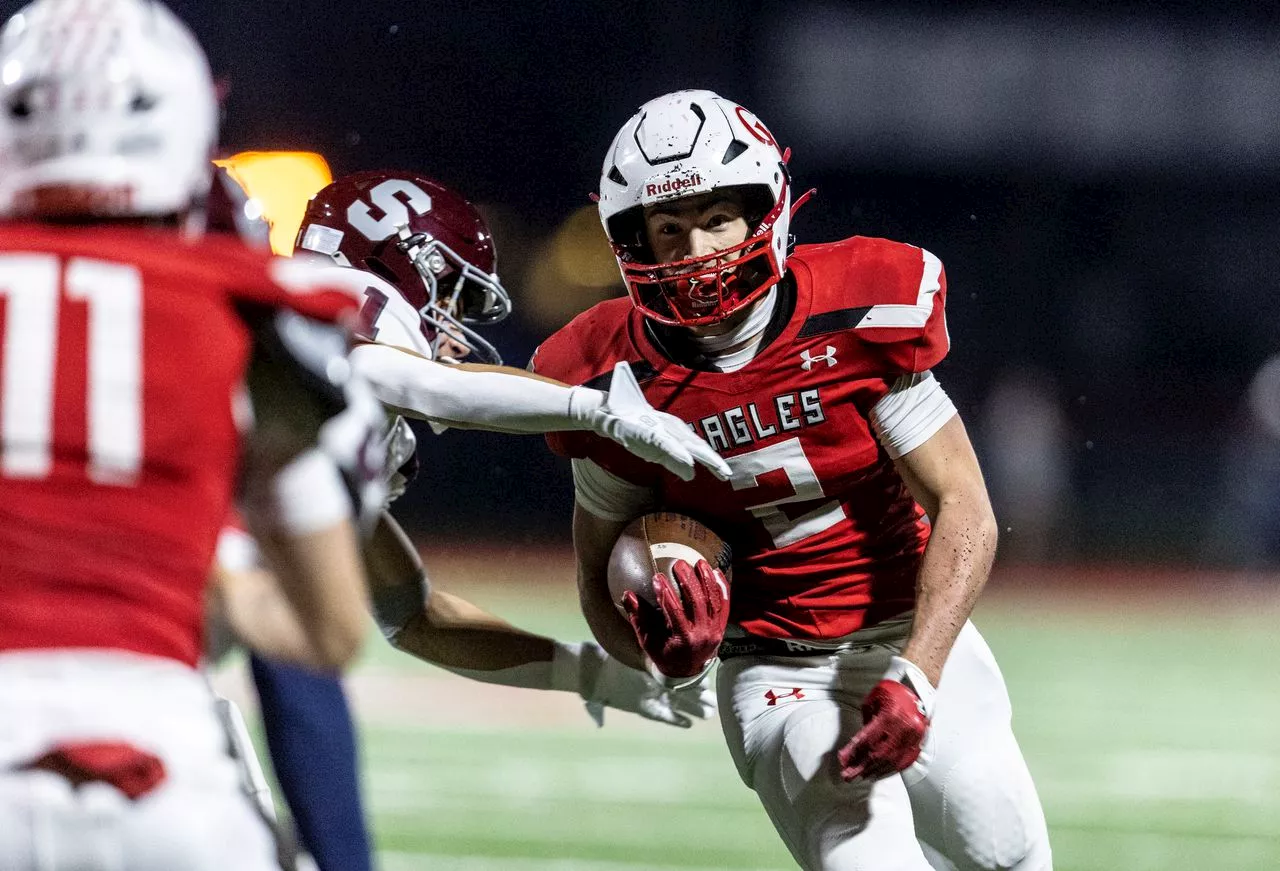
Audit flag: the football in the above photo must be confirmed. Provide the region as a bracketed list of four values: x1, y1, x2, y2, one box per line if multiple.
[606, 511, 732, 613]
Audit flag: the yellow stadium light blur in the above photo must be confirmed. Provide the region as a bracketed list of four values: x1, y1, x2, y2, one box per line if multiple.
[213, 152, 332, 256]
[551, 205, 621, 289]
[522, 205, 624, 331]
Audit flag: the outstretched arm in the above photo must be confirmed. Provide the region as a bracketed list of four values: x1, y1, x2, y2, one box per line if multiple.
[348, 347, 729, 482]
[368, 511, 713, 728]
[348, 341, 590, 433]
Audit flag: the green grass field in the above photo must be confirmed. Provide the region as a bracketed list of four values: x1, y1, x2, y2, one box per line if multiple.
[225, 556, 1280, 871]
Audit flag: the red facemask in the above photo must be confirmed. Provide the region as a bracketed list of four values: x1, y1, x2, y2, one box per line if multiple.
[619, 193, 788, 327]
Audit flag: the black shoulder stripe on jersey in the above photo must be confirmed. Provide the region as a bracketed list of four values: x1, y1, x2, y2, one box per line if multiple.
[582, 360, 659, 392]
[797, 306, 872, 339]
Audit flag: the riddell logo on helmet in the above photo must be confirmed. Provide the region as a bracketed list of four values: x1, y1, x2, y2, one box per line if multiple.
[645, 173, 703, 198]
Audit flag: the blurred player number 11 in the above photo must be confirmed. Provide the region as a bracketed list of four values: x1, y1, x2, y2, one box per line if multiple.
[0, 254, 142, 485]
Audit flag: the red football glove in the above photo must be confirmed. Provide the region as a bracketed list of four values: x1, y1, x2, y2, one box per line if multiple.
[837, 658, 934, 782]
[622, 558, 729, 679]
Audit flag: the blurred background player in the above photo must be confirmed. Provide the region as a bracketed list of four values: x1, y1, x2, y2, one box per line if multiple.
[205, 166, 375, 871]
[531, 90, 1052, 870]
[0, 2, 381, 869]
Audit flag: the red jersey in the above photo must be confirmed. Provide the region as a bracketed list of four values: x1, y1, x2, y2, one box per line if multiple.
[0, 223, 359, 666]
[532, 236, 949, 640]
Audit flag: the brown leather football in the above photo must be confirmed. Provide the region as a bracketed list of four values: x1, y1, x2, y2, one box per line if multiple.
[606, 512, 732, 612]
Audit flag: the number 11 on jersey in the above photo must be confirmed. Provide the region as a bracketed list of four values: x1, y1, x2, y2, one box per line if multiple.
[0, 254, 142, 485]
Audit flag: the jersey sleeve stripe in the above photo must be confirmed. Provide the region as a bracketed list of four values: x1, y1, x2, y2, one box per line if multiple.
[853, 248, 943, 330]
[796, 306, 873, 338]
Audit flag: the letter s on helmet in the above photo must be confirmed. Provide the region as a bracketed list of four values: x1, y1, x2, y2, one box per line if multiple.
[295, 170, 511, 365]
[0, 0, 218, 220]
[598, 90, 800, 327]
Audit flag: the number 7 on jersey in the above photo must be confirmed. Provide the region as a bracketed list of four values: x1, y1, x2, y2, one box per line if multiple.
[726, 437, 846, 548]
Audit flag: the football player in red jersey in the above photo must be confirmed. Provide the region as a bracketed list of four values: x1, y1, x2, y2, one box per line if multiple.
[0, 2, 380, 869]
[530, 90, 1053, 870]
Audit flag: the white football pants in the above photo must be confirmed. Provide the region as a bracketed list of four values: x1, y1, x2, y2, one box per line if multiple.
[718, 620, 1051, 871]
[0, 649, 279, 871]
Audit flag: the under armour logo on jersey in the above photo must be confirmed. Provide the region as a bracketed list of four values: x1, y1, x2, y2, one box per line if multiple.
[764, 688, 805, 706]
[799, 346, 837, 370]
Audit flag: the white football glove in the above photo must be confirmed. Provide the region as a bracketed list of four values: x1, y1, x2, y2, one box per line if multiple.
[571, 362, 729, 482]
[562, 641, 717, 728]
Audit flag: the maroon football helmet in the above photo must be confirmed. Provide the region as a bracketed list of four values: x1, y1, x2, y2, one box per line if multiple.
[294, 170, 510, 363]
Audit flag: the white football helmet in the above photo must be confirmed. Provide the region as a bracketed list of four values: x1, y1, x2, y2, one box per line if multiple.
[0, 0, 217, 219]
[598, 90, 801, 327]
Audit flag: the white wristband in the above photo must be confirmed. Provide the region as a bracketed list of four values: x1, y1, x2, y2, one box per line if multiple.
[269, 448, 352, 534]
[651, 656, 717, 691]
[884, 655, 937, 719]
[566, 387, 606, 428]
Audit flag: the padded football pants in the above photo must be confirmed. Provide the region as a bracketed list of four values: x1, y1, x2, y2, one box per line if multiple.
[718, 620, 1052, 871]
[0, 650, 279, 871]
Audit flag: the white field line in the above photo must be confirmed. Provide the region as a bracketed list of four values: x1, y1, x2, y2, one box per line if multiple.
[366, 764, 742, 810]
[379, 851, 788, 871]
[1030, 749, 1280, 806]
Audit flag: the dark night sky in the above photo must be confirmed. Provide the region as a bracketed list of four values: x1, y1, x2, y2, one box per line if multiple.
[9, 0, 1277, 563]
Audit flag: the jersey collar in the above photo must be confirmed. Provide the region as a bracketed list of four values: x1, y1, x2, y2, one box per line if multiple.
[629, 266, 813, 392]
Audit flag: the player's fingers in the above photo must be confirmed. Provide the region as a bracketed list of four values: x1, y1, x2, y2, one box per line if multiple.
[655, 708, 694, 729]
[583, 700, 606, 727]
[839, 738, 880, 782]
[642, 695, 694, 728]
[652, 572, 684, 631]
[671, 687, 717, 720]
[693, 560, 725, 619]
[621, 590, 642, 621]
[836, 737, 858, 769]
[677, 430, 730, 481]
[669, 560, 702, 623]
[840, 756, 867, 782]
[654, 439, 696, 482]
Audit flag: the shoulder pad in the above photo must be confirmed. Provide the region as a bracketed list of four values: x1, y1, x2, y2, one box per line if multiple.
[794, 236, 949, 375]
